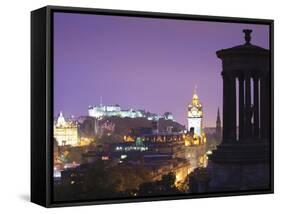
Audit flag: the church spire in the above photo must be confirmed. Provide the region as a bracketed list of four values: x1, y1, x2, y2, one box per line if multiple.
[217, 108, 221, 123]
[216, 107, 222, 139]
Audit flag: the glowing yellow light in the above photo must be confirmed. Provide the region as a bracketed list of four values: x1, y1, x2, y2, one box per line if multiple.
[123, 135, 135, 142]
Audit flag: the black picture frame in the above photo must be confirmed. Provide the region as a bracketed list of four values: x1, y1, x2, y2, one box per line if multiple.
[31, 5, 274, 208]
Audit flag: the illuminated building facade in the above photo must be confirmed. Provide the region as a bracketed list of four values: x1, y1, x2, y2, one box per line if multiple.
[88, 104, 144, 118]
[54, 112, 79, 146]
[88, 104, 174, 121]
[187, 89, 203, 136]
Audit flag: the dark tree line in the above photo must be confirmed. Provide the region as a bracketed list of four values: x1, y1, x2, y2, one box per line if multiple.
[54, 161, 185, 202]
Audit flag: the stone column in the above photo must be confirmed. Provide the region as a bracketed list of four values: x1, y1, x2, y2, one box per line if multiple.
[222, 72, 236, 143]
[229, 74, 237, 142]
[222, 71, 230, 143]
[260, 72, 270, 140]
[245, 75, 252, 139]
[253, 75, 260, 138]
[238, 75, 245, 141]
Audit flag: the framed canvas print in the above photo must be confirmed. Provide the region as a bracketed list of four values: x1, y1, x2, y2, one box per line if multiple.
[31, 5, 274, 207]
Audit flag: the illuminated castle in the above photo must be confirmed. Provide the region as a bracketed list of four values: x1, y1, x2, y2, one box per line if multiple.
[187, 88, 203, 136]
[54, 112, 79, 146]
[88, 99, 174, 121]
[88, 104, 144, 119]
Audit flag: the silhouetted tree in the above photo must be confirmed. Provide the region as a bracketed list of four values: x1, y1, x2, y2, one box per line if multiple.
[138, 173, 183, 196]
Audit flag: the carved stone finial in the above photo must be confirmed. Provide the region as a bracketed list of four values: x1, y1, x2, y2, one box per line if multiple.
[243, 29, 252, 45]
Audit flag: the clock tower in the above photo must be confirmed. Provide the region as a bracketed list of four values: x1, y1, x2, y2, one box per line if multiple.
[187, 88, 203, 136]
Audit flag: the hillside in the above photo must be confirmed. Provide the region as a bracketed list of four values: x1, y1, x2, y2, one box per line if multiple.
[79, 116, 185, 137]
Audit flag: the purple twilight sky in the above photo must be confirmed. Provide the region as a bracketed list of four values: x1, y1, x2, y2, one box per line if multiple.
[53, 12, 269, 127]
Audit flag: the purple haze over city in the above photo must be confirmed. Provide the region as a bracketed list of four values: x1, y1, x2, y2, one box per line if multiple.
[53, 12, 269, 127]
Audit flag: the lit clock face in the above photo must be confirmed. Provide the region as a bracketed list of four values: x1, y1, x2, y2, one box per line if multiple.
[189, 107, 199, 117]
[191, 109, 198, 116]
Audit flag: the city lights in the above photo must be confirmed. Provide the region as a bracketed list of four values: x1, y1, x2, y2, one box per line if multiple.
[53, 89, 213, 198]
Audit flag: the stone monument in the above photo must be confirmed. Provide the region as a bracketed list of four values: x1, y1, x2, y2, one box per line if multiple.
[189, 29, 271, 192]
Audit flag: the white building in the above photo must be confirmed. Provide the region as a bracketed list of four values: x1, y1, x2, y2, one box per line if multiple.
[54, 112, 79, 146]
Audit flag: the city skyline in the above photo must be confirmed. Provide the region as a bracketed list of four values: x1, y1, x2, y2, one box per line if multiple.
[54, 12, 269, 126]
